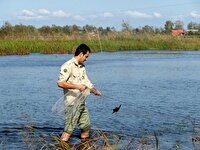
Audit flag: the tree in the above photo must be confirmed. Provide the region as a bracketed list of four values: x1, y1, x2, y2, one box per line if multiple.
[164, 20, 174, 31]
[13, 24, 37, 38]
[121, 20, 132, 32]
[51, 24, 63, 34]
[106, 27, 111, 32]
[142, 25, 154, 33]
[38, 25, 52, 36]
[71, 24, 80, 33]
[187, 22, 199, 30]
[0, 21, 13, 37]
[155, 27, 163, 33]
[174, 20, 184, 29]
[62, 25, 71, 35]
[83, 24, 96, 33]
[111, 27, 116, 32]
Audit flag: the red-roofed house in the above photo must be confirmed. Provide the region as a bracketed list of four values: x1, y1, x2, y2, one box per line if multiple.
[171, 29, 185, 36]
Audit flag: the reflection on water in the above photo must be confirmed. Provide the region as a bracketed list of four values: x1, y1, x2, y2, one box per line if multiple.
[1, 51, 200, 149]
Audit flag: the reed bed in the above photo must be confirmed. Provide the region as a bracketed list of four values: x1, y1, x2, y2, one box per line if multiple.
[20, 125, 200, 150]
[21, 126, 159, 150]
[0, 33, 200, 55]
[1, 117, 200, 149]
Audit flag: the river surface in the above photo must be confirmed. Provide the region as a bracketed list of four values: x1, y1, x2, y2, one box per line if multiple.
[0, 51, 200, 149]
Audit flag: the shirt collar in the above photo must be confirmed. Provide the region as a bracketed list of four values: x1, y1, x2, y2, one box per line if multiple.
[72, 57, 84, 67]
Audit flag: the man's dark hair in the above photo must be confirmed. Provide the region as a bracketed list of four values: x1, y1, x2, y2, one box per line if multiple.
[74, 43, 91, 56]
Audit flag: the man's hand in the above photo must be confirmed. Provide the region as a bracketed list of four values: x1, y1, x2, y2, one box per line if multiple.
[78, 85, 87, 91]
[90, 88, 101, 96]
[94, 90, 101, 96]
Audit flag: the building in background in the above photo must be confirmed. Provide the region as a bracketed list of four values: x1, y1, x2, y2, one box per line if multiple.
[171, 29, 185, 36]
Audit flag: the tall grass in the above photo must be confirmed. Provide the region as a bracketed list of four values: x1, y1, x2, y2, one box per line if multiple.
[21, 125, 199, 150]
[0, 33, 200, 55]
[21, 126, 159, 150]
[1, 122, 200, 149]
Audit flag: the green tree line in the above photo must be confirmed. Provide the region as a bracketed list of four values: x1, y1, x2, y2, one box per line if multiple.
[0, 20, 200, 40]
[0, 20, 200, 55]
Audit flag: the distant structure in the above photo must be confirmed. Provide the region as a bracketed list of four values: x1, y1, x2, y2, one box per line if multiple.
[186, 29, 199, 34]
[171, 29, 185, 36]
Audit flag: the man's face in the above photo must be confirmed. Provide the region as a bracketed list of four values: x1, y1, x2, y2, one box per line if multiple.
[79, 51, 90, 64]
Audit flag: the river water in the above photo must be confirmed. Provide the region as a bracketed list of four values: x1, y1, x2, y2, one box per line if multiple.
[0, 51, 200, 149]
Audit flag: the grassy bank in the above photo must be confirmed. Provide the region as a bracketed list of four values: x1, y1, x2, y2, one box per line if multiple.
[0, 33, 200, 55]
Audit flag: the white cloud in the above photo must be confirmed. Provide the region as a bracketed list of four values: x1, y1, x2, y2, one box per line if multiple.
[124, 11, 163, 19]
[16, 9, 163, 24]
[53, 10, 70, 17]
[125, 10, 152, 18]
[21, 10, 35, 17]
[37, 9, 50, 16]
[171, 15, 184, 21]
[19, 9, 47, 20]
[190, 11, 200, 18]
[103, 12, 113, 17]
[153, 12, 162, 18]
[88, 15, 97, 19]
[73, 15, 85, 21]
[18, 9, 72, 20]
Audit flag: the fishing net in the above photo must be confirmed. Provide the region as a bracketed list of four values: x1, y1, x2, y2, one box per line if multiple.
[52, 88, 90, 117]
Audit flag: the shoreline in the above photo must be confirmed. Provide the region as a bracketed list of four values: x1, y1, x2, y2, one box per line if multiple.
[1, 48, 200, 56]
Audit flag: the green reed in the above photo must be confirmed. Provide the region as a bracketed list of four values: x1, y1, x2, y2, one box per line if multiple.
[0, 33, 200, 55]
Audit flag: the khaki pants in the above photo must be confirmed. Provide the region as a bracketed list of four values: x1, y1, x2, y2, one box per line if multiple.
[64, 103, 90, 134]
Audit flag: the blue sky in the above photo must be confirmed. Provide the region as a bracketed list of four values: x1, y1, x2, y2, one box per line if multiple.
[0, 0, 199, 30]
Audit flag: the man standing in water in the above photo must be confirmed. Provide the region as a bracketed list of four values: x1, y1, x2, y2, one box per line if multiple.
[57, 43, 101, 142]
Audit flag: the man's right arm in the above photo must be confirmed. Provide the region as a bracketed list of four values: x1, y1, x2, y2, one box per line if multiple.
[57, 82, 86, 91]
[57, 63, 87, 91]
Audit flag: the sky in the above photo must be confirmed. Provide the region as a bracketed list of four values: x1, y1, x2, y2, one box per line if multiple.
[0, 0, 199, 30]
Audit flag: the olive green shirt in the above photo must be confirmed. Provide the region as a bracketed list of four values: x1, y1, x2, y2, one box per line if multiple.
[57, 57, 93, 105]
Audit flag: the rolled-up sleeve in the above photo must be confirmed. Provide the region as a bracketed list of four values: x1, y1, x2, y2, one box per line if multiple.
[57, 64, 71, 83]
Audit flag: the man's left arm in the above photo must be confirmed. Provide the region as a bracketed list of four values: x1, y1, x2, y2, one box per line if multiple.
[83, 69, 101, 96]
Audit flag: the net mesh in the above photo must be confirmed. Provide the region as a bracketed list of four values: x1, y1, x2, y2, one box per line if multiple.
[52, 88, 90, 117]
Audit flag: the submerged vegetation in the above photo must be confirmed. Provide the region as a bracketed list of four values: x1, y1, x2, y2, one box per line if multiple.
[3, 122, 199, 150]
[0, 21, 200, 55]
[1, 114, 199, 149]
